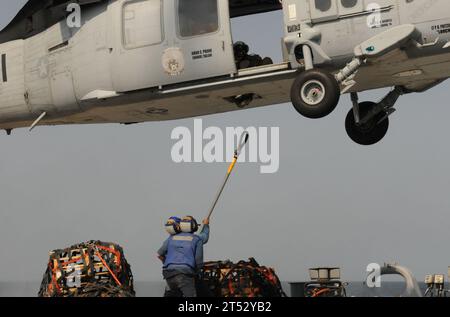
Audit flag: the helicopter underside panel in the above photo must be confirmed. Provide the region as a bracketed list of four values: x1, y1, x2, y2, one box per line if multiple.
[1, 51, 450, 130]
[0, 68, 296, 129]
[351, 49, 450, 92]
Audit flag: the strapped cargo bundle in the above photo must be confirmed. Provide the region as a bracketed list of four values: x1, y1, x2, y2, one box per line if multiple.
[38, 240, 135, 297]
[198, 258, 286, 297]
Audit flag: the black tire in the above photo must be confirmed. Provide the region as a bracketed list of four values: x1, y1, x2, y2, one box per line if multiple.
[290, 69, 340, 119]
[345, 102, 389, 146]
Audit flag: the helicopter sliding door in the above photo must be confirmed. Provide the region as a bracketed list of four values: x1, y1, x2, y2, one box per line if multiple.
[110, 0, 235, 93]
[173, 0, 236, 81]
[111, 0, 167, 92]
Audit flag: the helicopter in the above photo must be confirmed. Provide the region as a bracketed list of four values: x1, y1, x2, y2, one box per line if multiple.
[0, 0, 449, 145]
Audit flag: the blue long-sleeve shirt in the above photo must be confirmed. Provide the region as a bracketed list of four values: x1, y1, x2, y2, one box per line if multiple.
[197, 224, 210, 245]
[158, 224, 210, 277]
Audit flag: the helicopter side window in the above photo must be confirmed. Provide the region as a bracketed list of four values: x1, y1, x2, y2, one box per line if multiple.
[123, 0, 163, 48]
[178, 0, 219, 37]
[341, 0, 357, 8]
[314, 0, 332, 12]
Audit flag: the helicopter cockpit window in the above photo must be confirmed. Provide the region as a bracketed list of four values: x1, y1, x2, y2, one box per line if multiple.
[314, 0, 332, 12]
[178, 0, 219, 37]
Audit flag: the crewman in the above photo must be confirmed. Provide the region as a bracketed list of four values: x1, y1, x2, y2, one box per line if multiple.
[233, 41, 273, 70]
[157, 215, 210, 297]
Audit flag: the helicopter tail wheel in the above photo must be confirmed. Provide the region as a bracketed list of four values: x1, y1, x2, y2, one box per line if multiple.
[290, 69, 340, 119]
[345, 101, 389, 146]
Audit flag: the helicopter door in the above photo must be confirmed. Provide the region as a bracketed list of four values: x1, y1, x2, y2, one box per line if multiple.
[308, 0, 339, 23]
[173, 0, 235, 82]
[112, 0, 168, 92]
[111, 0, 235, 93]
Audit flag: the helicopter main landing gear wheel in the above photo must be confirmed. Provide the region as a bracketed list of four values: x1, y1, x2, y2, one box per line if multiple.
[290, 69, 340, 119]
[345, 102, 389, 146]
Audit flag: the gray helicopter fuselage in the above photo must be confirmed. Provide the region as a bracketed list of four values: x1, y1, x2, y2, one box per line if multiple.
[0, 0, 449, 131]
[283, 0, 450, 92]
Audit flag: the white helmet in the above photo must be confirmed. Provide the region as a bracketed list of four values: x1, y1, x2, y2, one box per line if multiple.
[180, 216, 199, 233]
[165, 217, 181, 235]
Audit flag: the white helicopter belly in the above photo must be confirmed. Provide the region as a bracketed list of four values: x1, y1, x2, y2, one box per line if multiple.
[2, 49, 450, 131]
[0, 64, 296, 129]
[52, 51, 450, 126]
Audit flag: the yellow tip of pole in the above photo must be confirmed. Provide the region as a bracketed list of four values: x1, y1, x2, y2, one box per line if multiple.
[227, 157, 237, 174]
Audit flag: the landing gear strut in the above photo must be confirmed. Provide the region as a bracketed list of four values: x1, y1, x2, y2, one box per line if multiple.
[345, 87, 405, 145]
[288, 25, 419, 144]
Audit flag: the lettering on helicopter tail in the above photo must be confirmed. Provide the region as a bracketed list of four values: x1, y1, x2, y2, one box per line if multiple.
[162, 47, 185, 76]
[1, 54, 6, 82]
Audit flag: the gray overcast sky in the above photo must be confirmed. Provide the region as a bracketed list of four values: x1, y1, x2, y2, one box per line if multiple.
[1, 1, 450, 287]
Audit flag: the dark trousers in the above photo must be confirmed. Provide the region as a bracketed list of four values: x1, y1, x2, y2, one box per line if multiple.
[164, 274, 197, 297]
